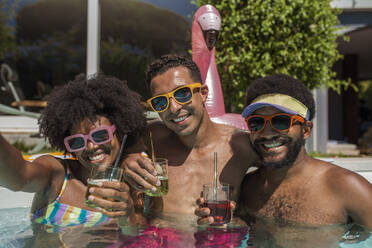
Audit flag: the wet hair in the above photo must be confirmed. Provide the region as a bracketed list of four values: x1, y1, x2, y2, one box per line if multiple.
[245, 74, 316, 120]
[145, 54, 202, 86]
[39, 74, 147, 152]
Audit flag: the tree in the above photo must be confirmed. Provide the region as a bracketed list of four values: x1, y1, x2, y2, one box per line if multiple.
[0, 0, 17, 62]
[197, 0, 350, 112]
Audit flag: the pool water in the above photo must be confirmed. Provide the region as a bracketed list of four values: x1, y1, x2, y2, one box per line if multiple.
[0, 207, 33, 248]
[0, 208, 371, 248]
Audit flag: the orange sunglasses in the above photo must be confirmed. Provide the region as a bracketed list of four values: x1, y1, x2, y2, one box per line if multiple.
[245, 113, 305, 133]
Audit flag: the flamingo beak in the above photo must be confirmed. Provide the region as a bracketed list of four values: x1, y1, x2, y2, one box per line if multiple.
[203, 29, 219, 51]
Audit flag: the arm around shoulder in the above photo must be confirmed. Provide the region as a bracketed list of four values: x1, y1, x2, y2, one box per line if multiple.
[230, 129, 259, 167]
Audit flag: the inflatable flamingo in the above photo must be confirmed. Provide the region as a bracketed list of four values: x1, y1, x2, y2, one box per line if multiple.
[192, 5, 248, 130]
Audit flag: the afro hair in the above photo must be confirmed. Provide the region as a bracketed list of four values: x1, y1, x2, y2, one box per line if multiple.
[39, 74, 147, 152]
[245, 74, 316, 120]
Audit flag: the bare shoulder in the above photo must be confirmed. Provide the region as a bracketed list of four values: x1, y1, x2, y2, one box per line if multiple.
[212, 124, 250, 141]
[213, 124, 250, 147]
[214, 125, 259, 169]
[16, 154, 66, 193]
[317, 159, 372, 227]
[32, 154, 66, 175]
[318, 159, 372, 196]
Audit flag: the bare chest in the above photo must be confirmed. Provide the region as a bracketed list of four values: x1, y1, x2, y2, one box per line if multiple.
[256, 188, 311, 221]
[241, 184, 347, 225]
[162, 149, 234, 213]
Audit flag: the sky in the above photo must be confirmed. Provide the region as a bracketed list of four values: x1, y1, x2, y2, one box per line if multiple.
[4, 0, 198, 24]
[140, 0, 198, 22]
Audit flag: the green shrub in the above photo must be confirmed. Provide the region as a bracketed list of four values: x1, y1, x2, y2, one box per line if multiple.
[196, 0, 351, 112]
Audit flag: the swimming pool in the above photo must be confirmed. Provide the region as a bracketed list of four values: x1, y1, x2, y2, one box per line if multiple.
[0, 158, 371, 247]
[0, 207, 371, 248]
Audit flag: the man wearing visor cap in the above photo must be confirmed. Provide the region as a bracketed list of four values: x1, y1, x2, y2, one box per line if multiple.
[237, 74, 372, 231]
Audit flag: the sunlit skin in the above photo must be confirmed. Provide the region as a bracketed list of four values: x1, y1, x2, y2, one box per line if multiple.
[73, 116, 120, 173]
[235, 106, 372, 230]
[123, 66, 257, 216]
[0, 115, 136, 224]
[150, 66, 208, 139]
[194, 107, 310, 225]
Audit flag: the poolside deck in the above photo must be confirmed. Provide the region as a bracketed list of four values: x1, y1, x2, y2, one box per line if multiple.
[0, 116, 39, 134]
[0, 115, 43, 146]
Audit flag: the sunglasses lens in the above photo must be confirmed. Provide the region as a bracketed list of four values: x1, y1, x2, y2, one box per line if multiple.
[248, 117, 265, 132]
[174, 87, 192, 103]
[272, 115, 292, 130]
[92, 129, 110, 143]
[151, 96, 168, 112]
[68, 137, 85, 151]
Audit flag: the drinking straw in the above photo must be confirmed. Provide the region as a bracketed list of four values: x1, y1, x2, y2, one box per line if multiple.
[109, 134, 128, 180]
[114, 134, 128, 168]
[149, 131, 163, 174]
[149, 131, 155, 163]
[213, 152, 217, 201]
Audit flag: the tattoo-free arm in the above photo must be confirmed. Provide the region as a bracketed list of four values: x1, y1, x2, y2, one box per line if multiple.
[0, 134, 55, 192]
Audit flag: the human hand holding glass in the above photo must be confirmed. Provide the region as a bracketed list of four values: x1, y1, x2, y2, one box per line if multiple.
[85, 166, 124, 210]
[122, 131, 168, 196]
[202, 183, 232, 225]
[85, 134, 136, 216]
[122, 153, 162, 192]
[195, 193, 236, 226]
[196, 152, 232, 226]
[86, 177, 136, 218]
[144, 158, 168, 197]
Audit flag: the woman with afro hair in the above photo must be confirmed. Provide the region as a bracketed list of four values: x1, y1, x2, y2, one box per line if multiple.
[0, 74, 147, 234]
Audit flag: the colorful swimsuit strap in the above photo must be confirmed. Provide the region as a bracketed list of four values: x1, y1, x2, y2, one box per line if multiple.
[55, 164, 70, 201]
[31, 159, 112, 231]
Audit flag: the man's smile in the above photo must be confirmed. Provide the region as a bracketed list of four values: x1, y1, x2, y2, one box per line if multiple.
[262, 141, 285, 149]
[172, 114, 191, 124]
[256, 136, 290, 153]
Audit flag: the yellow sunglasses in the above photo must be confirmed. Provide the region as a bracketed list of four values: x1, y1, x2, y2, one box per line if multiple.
[147, 83, 201, 113]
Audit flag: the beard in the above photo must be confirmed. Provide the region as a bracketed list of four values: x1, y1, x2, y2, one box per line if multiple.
[252, 131, 305, 169]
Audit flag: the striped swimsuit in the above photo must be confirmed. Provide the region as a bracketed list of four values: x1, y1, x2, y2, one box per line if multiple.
[31, 166, 111, 232]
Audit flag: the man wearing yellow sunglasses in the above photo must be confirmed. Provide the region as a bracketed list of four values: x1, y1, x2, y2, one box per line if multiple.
[123, 54, 258, 216]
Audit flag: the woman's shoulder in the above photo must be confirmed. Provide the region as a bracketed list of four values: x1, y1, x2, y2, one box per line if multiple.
[30, 154, 76, 181]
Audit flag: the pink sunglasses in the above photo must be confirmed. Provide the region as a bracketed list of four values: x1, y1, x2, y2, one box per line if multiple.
[64, 125, 116, 153]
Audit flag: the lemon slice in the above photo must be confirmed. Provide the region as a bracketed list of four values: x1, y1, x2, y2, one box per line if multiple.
[154, 162, 163, 175]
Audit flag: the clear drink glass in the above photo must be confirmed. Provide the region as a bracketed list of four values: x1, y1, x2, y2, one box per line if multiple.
[203, 183, 232, 225]
[85, 166, 124, 209]
[145, 158, 168, 197]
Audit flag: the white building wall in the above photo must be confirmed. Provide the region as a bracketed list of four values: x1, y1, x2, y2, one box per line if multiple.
[331, 0, 372, 9]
